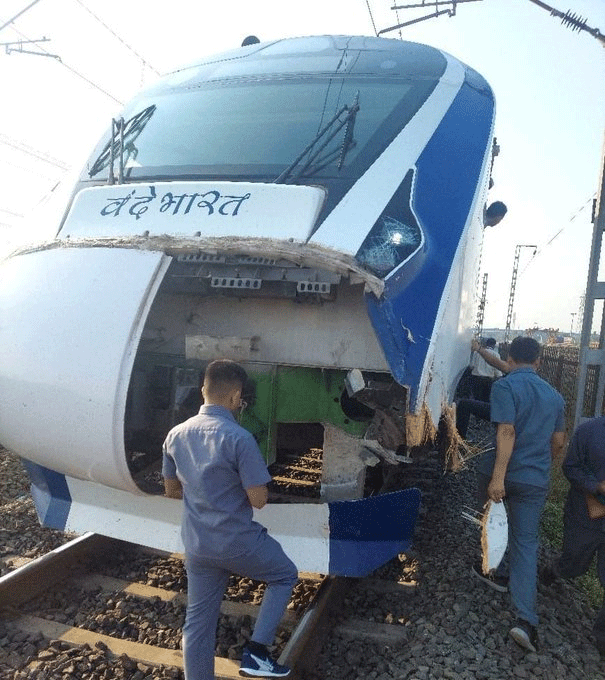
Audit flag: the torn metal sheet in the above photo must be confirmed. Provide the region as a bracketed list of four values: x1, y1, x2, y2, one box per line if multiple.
[481, 500, 508, 573]
[461, 500, 507, 574]
[320, 424, 368, 502]
[362, 439, 411, 466]
[345, 369, 409, 450]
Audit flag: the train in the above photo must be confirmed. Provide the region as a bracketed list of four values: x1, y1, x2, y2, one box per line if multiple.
[0, 35, 497, 577]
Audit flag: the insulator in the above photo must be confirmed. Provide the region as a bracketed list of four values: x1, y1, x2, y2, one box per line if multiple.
[559, 10, 588, 32]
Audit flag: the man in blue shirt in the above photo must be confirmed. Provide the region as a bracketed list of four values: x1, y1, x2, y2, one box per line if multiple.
[543, 416, 605, 656]
[163, 359, 297, 680]
[473, 336, 566, 653]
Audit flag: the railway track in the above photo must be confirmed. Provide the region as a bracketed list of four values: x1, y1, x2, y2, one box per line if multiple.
[0, 441, 435, 680]
[268, 448, 323, 500]
[0, 532, 340, 679]
[0, 534, 344, 679]
[0, 529, 423, 680]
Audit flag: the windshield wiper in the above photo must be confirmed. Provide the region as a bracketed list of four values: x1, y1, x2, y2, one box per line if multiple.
[274, 91, 360, 183]
[338, 91, 359, 170]
[88, 105, 156, 182]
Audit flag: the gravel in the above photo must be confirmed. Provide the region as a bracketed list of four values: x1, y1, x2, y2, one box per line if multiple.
[93, 545, 320, 613]
[309, 421, 605, 680]
[0, 447, 75, 577]
[3, 428, 605, 679]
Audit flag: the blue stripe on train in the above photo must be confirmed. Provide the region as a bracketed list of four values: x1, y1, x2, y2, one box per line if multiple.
[328, 488, 422, 577]
[365, 72, 494, 405]
[21, 459, 71, 530]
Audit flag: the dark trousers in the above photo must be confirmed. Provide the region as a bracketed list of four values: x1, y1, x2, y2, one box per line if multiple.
[456, 398, 491, 439]
[556, 489, 605, 643]
[471, 375, 494, 402]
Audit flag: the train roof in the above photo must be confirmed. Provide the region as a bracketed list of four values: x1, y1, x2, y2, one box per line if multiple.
[145, 35, 457, 95]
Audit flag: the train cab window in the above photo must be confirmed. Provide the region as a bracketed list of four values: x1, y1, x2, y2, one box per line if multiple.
[356, 170, 424, 278]
[85, 76, 439, 183]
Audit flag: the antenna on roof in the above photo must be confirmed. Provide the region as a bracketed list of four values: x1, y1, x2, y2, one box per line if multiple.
[241, 36, 260, 46]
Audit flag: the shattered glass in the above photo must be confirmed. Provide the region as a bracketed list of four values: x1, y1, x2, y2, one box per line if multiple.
[356, 215, 422, 278]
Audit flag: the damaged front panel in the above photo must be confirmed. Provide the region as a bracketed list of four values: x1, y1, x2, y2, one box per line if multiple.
[118, 236, 401, 502]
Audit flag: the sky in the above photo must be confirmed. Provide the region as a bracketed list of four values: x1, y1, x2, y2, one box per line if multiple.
[1, 0, 604, 333]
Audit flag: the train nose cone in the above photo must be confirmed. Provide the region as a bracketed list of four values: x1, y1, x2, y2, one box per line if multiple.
[0, 246, 170, 492]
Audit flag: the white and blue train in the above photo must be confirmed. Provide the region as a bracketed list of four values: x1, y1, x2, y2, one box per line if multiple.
[0, 36, 496, 577]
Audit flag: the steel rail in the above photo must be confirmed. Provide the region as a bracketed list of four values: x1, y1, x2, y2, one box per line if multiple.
[0, 533, 335, 679]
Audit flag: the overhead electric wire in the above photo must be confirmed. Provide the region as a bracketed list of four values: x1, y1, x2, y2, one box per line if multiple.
[9, 25, 123, 104]
[1, 157, 60, 180]
[0, 0, 43, 34]
[0, 133, 69, 170]
[519, 194, 597, 275]
[394, 5, 404, 39]
[73, 0, 161, 75]
[0, 208, 24, 218]
[365, 0, 379, 36]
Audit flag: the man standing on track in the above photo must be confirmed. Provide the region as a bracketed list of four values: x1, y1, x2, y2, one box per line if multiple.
[162, 359, 297, 680]
[473, 336, 566, 652]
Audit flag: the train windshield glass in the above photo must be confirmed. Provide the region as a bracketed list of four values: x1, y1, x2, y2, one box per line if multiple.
[86, 76, 438, 181]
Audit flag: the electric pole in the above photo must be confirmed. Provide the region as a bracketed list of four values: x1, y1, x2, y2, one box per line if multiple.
[504, 245, 537, 344]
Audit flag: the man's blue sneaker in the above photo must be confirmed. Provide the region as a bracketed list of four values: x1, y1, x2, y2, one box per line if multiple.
[239, 647, 291, 678]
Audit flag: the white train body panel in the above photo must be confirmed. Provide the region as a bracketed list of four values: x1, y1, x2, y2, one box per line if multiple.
[64, 477, 332, 574]
[62, 181, 326, 241]
[0, 248, 168, 491]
